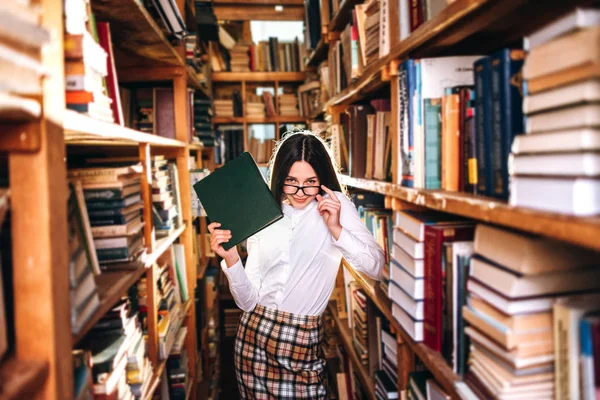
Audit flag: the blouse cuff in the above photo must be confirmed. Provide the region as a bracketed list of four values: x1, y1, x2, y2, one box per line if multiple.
[332, 227, 360, 259]
[220, 257, 246, 286]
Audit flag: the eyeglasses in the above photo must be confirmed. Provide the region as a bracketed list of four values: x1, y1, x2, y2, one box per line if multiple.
[283, 184, 320, 196]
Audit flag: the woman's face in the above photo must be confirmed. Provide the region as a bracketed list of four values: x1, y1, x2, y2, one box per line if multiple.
[283, 161, 320, 210]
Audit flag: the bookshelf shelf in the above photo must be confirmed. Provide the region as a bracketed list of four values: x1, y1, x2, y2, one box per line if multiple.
[64, 110, 187, 148]
[328, 0, 363, 33]
[72, 267, 148, 344]
[340, 175, 600, 251]
[188, 143, 205, 151]
[328, 302, 376, 400]
[0, 123, 41, 153]
[91, 0, 182, 67]
[211, 72, 306, 82]
[212, 116, 307, 124]
[305, 38, 329, 68]
[341, 260, 462, 397]
[0, 358, 48, 400]
[142, 225, 187, 267]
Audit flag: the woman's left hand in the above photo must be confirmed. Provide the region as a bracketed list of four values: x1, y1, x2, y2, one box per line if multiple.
[316, 185, 343, 240]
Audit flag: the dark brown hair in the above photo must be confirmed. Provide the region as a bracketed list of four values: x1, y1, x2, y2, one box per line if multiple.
[269, 132, 343, 207]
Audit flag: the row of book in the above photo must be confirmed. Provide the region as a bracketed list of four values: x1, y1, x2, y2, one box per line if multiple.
[0, 2, 50, 121]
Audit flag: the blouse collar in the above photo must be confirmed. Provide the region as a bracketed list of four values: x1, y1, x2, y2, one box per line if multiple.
[281, 198, 318, 217]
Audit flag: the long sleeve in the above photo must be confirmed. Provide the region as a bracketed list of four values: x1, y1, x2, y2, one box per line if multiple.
[332, 193, 385, 280]
[220, 234, 261, 312]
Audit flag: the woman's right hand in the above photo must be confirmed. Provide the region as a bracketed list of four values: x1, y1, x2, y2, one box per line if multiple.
[208, 222, 239, 267]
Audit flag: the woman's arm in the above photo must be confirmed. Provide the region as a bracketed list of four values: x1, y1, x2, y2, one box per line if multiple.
[220, 235, 261, 312]
[332, 192, 386, 280]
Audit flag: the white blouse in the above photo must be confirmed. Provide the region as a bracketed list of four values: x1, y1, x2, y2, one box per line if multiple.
[221, 191, 385, 316]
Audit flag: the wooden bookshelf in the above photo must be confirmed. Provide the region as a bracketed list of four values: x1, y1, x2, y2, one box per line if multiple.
[144, 358, 167, 400]
[92, 0, 182, 67]
[64, 110, 187, 148]
[212, 72, 306, 82]
[339, 175, 600, 251]
[328, 302, 376, 400]
[323, 0, 591, 109]
[142, 225, 187, 267]
[0, 358, 49, 400]
[328, 0, 364, 32]
[213, 116, 307, 124]
[197, 258, 210, 280]
[342, 259, 462, 397]
[305, 37, 329, 67]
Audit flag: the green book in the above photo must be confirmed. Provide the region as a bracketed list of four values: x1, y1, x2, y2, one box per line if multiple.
[193, 152, 283, 251]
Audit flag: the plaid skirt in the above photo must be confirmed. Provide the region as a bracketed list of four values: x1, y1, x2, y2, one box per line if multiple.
[234, 304, 328, 399]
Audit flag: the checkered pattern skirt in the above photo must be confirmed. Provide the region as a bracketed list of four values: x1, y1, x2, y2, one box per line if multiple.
[234, 304, 328, 399]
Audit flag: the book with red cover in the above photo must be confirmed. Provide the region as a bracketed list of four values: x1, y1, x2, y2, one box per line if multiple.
[96, 22, 123, 125]
[423, 224, 474, 352]
[409, 0, 424, 33]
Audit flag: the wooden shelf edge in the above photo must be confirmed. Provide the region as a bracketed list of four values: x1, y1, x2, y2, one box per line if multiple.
[327, 302, 376, 400]
[211, 72, 306, 82]
[328, 0, 363, 32]
[340, 175, 600, 251]
[64, 110, 187, 148]
[144, 359, 167, 400]
[142, 225, 186, 267]
[341, 260, 462, 396]
[73, 267, 147, 344]
[0, 358, 48, 400]
[213, 116, 306, 124]
[305, 38, 329, 68]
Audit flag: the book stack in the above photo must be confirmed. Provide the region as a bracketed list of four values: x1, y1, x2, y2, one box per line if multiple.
[77, 297, 149, 400]
[146, 0, 186, 40]
[230, 42, 250, 72]
[364, 0, 381, 66]
[190, 169, 210, 218]
[68, 182, 100, 336]
[152, 158, 181, 239]
[375, 369, 398, 400]
[167, 327, 190, 399]
[246, 94, 266, 118]
[463, 224, 600, 399]
[224, 308, 243, 337]
[351, 286, 369, 367]
[157, 244, 189, 360]
[380, 322, 398, 384]
[68, 164, 145, 270]
[194, 97, 213, 146]
[408, 370, 433, 400]
[509, 8, 600, 215]
[248, 137, 275, 164]
[388, 210, 469, 346]
[184, 33, 202, 71]
[278, 93, 299, 116]
[64, 0, 113, 122]
[214, 98, 234, 118]
[134, 89, 154, 133]
[0, 2, 50, 121]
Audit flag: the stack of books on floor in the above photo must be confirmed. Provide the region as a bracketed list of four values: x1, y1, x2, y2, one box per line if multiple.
[152, 158, 182, 239]
[248, 137, 275, 164]
[68, 163, 145, 270]
[463, 224, 600, 399]
[246, 94, 266, 118]
[64, 0, 113, 122]
[224, 308, 243, 337]
[351, 286, 369, 367]
[194, 97, 213, 146]
[278, 93, 299, 116]
[76, 297, 152, 400]
[230, 41, 250, 72]
[167, 327, 190, 399]
[0, 2, 49, 120]
[68, 182, 100, 335]
[509, 8, 600, 216]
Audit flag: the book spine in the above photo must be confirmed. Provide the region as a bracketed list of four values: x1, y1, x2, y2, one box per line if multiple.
[86, 199, 127, 210]
[409, 0, 424, 32]
[89, 215, 127, 226]
[423, 228, 442, 351]
[84, 189, 123, 201]
[474, 57, 492, 196]
[88, 209, 126, 218]
[463, 90, 477, 194]
[442, 92, 460, 191]
[91, 225, 127, 237]
[403, 60, 416, 187]
[580, 318, 595, 400]
[554, 303, 569, 400]
[97, 247, 130, 261]
[424, 98, 442, 189]
[490, 52, 504, 200]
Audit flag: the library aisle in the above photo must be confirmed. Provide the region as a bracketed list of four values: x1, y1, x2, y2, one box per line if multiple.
[0, 0, 599, 400]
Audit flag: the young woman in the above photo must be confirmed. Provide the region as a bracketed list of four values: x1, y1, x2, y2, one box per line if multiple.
[208, 130, 384, 399]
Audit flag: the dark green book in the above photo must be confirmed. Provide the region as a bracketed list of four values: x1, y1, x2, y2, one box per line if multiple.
[193, 152, 283, 250]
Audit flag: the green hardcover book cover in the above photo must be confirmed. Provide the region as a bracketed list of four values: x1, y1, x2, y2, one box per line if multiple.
[193, 152, 283, 251]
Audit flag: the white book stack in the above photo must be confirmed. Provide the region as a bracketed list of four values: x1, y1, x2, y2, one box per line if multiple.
[510, 8, 600, 216]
